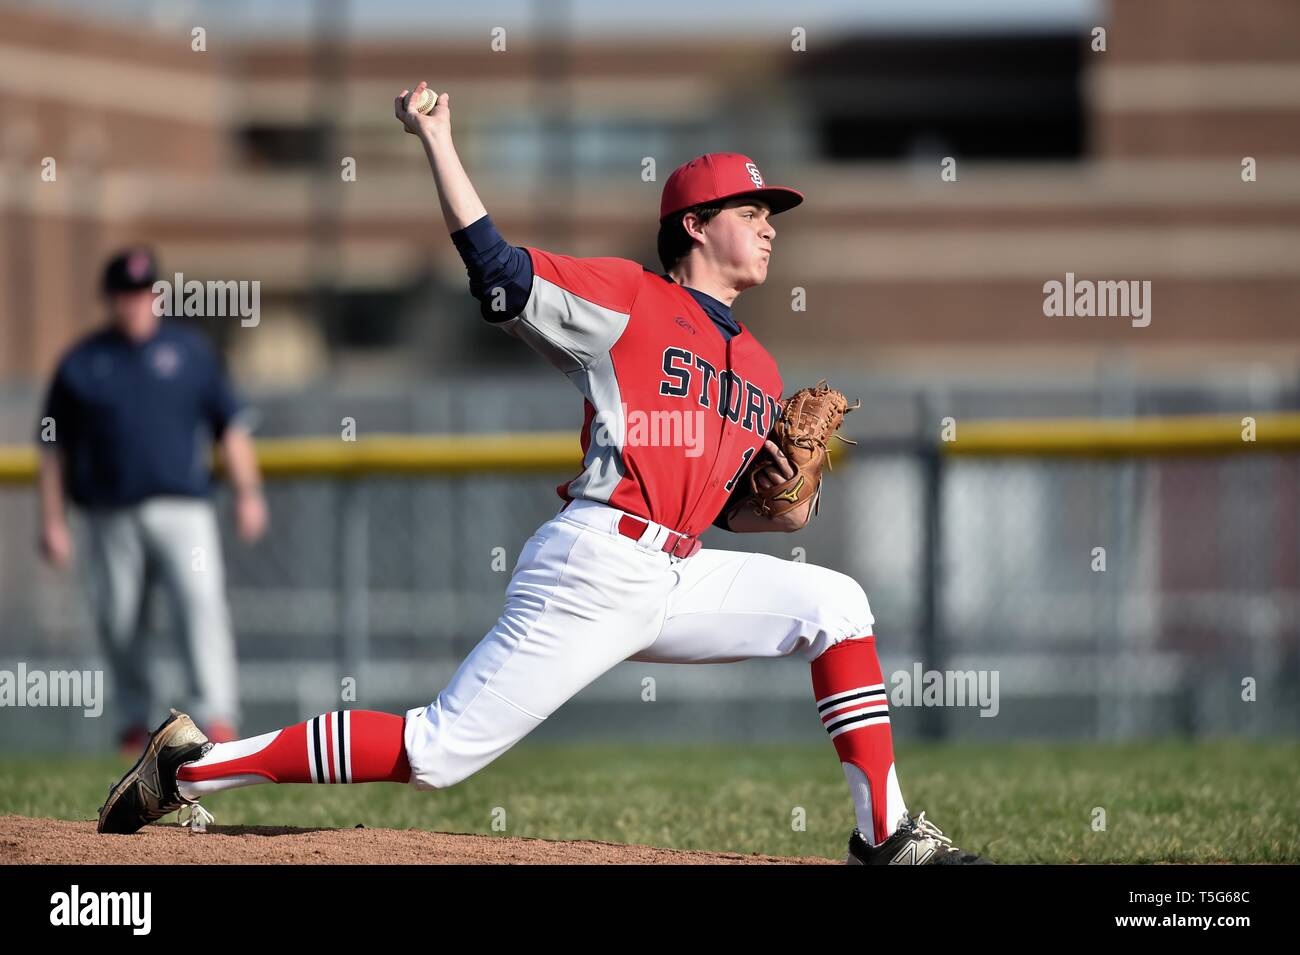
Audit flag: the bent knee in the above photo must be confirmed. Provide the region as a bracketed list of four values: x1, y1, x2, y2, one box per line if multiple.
[810, 566, 874, 640]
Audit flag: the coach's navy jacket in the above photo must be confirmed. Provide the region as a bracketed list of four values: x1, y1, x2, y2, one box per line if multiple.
[38, 320, 244, 508]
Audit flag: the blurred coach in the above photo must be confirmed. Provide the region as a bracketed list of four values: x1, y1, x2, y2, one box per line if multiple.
[35, 247, 266, 750]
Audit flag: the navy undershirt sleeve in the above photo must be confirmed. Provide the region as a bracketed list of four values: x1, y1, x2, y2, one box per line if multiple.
[711, 479, 752, 531]
[449, 214, 534, 323]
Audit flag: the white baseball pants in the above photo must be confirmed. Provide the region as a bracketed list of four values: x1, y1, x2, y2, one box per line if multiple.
[404, 499, 874, 790]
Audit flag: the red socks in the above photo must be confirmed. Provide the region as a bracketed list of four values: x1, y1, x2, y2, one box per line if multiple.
[178, 710, 410, 788]
[811, 636, 906, 844]
[174, 658, 904, 845]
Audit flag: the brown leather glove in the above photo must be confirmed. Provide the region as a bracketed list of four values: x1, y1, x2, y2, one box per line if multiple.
[744, 381, 859, 520]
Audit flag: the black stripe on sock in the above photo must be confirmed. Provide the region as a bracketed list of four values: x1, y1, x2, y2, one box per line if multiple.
[312, 716, 326, 783]
[825, 710, 891, 734]
[818, 688, 887, 713]
[336, 711, 347, 784]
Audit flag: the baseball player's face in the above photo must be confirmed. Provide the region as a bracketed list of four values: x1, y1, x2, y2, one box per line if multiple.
[109, 289, 161, 343]
[707, 199, 775, 291]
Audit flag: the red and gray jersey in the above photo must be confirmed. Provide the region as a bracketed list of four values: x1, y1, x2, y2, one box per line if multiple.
[499, 248, 784, 537]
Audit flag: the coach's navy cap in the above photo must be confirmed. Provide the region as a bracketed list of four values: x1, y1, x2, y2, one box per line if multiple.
[660, 153, 803, 221]
[102, 246, 159, 293]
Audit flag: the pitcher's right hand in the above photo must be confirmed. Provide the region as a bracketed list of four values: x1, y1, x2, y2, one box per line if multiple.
[395, 80, 450, 137]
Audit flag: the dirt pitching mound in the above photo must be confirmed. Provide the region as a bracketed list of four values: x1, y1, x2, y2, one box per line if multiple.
[1, 815, 835, 865]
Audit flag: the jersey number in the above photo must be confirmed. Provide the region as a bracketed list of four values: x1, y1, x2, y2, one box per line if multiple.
[724, 446, 756, 493]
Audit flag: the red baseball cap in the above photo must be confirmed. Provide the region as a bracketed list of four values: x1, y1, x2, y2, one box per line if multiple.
[659, 152, 804, 222]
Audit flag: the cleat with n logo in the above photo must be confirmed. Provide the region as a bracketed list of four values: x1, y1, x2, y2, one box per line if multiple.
[97, 709, 213, 835]
[847, 811, 994, 865]
[889, 840, 938, 865]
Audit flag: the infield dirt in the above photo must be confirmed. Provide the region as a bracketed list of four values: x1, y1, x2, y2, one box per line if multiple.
[0, 815, 836, 864]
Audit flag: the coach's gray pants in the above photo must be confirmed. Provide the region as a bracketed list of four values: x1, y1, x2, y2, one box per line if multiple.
[80, 497, 238, 733]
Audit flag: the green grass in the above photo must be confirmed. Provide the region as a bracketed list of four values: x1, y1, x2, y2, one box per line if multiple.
[2, 740, 1298, 862]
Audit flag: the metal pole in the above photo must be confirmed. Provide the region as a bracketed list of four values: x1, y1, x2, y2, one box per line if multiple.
[1099, 361, 1136, 740]
[918, 415, 946, 741]
[339, 479, 369, 690]
[314, 0, 354, 690]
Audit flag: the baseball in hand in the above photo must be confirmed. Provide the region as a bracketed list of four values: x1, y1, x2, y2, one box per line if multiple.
[412, 87, 438, 115]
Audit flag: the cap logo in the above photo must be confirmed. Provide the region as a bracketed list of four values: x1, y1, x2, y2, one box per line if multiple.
[745, 162, 764, 188]
[127, 252, 151, 281]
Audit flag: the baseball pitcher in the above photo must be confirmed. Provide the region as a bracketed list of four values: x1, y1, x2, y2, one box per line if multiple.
[96, 83, 990, 865]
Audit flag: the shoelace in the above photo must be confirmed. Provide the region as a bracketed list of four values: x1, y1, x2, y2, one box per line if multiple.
[910, 811, 956, 851]
[179, 803, 215, 832]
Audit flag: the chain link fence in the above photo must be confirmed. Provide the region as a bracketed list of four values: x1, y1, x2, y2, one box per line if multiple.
[1, 379, 1297, 750]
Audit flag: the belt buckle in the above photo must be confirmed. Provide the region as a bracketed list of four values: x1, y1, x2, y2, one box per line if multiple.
[668, 534, 699, 560]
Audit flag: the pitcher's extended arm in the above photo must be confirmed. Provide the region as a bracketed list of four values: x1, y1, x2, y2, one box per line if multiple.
[394, 82, 487, 234]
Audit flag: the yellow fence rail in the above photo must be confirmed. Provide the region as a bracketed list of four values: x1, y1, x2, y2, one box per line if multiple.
[944, 412, 1300, 458]
[1, 412, 1298, 484]
[0, 433, 581, 484]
